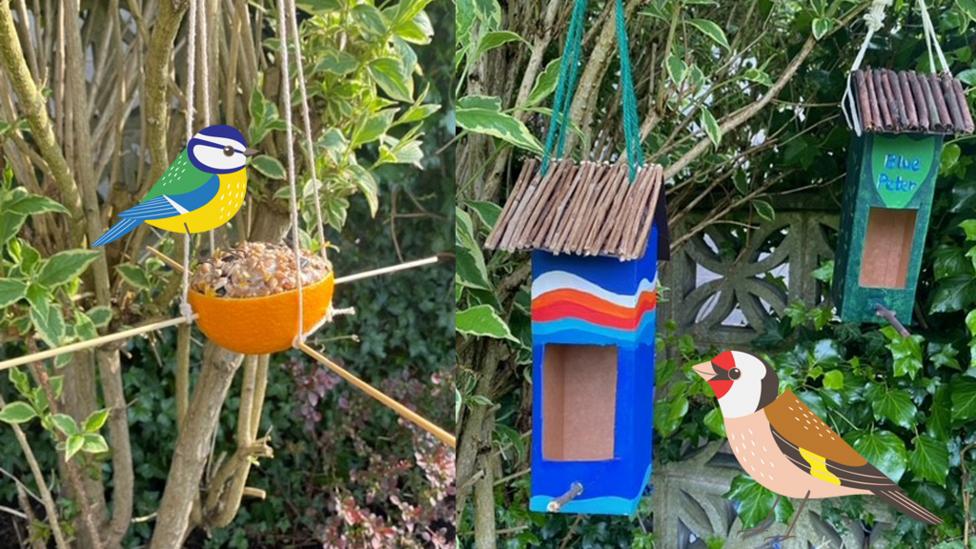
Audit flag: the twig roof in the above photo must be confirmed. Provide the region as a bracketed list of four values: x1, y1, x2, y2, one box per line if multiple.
[485, 159, 667, 261]
[850, 68, 974, 135]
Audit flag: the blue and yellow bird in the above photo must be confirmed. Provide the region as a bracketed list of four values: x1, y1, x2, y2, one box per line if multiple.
[93, 125, 256, 247]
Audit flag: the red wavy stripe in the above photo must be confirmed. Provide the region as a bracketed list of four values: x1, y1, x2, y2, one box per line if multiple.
[532, 288, 657, 319]
[532, 297, 657, 330]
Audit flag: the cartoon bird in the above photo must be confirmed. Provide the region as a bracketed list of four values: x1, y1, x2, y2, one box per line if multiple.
[93, 125, 256, 246]
[693, 350, 941, 538]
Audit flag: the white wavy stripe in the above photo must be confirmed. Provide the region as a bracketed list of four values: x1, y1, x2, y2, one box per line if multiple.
[531, 270, 657, 308]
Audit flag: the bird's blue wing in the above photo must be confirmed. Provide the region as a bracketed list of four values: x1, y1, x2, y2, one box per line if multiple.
[118, 175, 220, 220]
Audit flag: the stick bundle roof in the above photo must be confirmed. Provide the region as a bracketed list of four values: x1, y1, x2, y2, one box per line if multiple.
[851, 68, 974, 134]
[485, 159, 666, 261]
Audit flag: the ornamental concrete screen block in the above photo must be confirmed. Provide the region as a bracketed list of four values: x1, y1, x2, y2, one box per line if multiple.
[833, 69, 974, 324]
[485, 159, 668, 516]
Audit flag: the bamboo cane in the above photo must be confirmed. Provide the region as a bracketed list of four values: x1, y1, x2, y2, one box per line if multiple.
[297, 342, 456, 449]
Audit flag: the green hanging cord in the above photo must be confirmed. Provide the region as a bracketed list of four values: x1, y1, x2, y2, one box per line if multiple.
[541, 0, 589, 175]
[614, 0, 644, 180]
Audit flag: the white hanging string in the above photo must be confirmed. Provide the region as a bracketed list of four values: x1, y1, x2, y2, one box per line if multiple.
[276, 0, 305, 346]
[180, 0, 198, 321]
[197, 0, 217, 254]
[285, 0, 328, 263]
[841, 0, 892, 136]
[918, 0, 951, 74]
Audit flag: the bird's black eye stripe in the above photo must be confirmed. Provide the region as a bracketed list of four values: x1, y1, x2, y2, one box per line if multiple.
[729, 367, 741, 380]
[222, 146, 234, 157]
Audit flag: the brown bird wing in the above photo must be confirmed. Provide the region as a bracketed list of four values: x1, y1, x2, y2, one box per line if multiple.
[766, 390, 942, 525]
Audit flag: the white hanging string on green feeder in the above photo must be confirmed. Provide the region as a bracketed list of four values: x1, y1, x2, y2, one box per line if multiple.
[840, 0, 891, 136]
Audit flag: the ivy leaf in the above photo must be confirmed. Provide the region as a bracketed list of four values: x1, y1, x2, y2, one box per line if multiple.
[687, 19, 730, 50]
[65, 434, 84, 461]
[703, 406, 725, 437]
[724, 475, 777, 529]
[0, 401, 36, 424]
[37, 249, 100, 287]
[456, 106, 542, 154]
[0, 278, 27, 307]
[927, 385, 952, 439]
[871, 388, 917, 429]
[116, 263, 152, 291]
[250, 155, 286, 180]
[700, 108, 721, 146]
[909, 435, 949, 486]
[883, 328, 923, 379]
[950, 377, 976, 423]
[849, 430, 908, 482]
[929, 275, 976, 313]
[456, 304, 518, 343]
[655, 395, 689, 436]
[823, 370, 844, 390]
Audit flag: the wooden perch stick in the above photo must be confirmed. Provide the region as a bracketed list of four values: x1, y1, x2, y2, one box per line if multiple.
[0, 316, 195, 371]
[297, 341, 456, 449]
[875, 304, 910, 338]
[546, 482, 583, 512]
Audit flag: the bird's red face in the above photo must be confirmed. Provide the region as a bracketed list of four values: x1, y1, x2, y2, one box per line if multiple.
[692, 350, 779, 418]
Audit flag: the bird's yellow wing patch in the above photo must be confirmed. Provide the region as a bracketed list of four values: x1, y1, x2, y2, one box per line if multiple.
[798, 447, 841, 485]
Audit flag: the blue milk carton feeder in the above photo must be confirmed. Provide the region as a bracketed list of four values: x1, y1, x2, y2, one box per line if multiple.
[485, 159, 669, 516]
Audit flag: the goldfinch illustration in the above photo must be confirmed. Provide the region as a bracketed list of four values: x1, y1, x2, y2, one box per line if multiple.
[93, 125, 256, 246]
[693, 350, 941, 535]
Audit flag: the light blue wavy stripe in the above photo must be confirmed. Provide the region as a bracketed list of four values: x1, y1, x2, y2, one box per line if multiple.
[529, 463, 652, 516]
[532, 312, 656, 346]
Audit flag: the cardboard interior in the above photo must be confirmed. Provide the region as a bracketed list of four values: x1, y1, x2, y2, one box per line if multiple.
[859, 207, 916, 289]
[542, 344, 617, 461]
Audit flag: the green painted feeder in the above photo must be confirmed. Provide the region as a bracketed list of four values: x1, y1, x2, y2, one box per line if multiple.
[833, 68, 973, 325]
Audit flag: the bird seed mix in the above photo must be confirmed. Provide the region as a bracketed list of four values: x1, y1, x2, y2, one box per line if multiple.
[191, 241, 331, 298]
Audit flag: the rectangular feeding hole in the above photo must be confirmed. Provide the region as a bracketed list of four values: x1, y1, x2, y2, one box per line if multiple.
[542, 344, 617, 461]
[859, 207, 916, 289]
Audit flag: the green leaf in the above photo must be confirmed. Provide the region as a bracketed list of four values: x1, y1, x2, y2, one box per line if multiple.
[352, 3, 387, 35]
[822, 369, 844, 390]
[0, 401, 36, 424]
[476, 30, 523, 56]
[884, 329, 924, 379]
[743, 67, 773, 87]
[909, 435, 949, 486]
[941, 143, 962, 175]
[812, 17, 833, 40]
[456, 106, 542, 154]
[0, 211, 26, 245]
[29, 300, 65, 347]
[666, 54, 687, 85]
[930, 275, 976, 313]
[6, 195, 69, 215]
[654, 395, 689, 436]
[83, 408, 110, 432]
[527, 57, 561, 106]
[250, 155, 286, 180]
[703, 406, 725, 437]
[37, 249, 100, 287]
[928, 385, 952, 439]
[849, 430, 908, 482]
[81, 433, 109, 454]
[87, 306, 112, 328]
[687, 19, 730, 50]
[51, 413, 80, 437]
[871, 388, 917, 429]
[9, 368, 30, 397]
[115, 263, 152, 291]
[723, 475, 778, 529]
[466, 201, 502, 230]
[369, 58, 413, 102]
[951, 377, 976, 422]
[752, 199, 775, 221]
[458, 95, 502, 112]
[0, 278, 27, 307]
[65, 434, 84, 461]
[958, 68, 976, 86]
[455, 208, 491, 290]
[456, 304, 518, 342]
[314, 50, 358, 75]
[958, 0, 976, 22]
[700, 108, 721, 146]
[48, 375, 63, 400]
